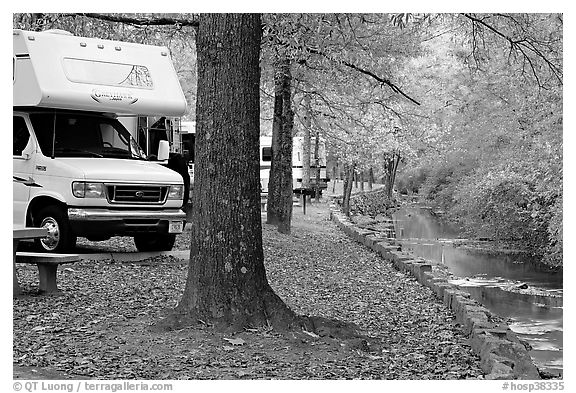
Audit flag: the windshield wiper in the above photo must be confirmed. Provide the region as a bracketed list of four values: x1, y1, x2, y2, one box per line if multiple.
[54, 148, 104, 158]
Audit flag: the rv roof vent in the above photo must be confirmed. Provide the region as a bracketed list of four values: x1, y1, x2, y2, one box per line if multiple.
[161, 51, 168, 57]
[43, 29, 74, 36]
[98, 44, 104, 49]
[115, 46, 122, 51]
[80, 42, 87, 47]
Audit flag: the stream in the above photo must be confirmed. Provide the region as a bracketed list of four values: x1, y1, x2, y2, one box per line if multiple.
[391, 206, 563, 377]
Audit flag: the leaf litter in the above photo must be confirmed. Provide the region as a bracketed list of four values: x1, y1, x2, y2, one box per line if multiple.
[14, 202, 483, 379]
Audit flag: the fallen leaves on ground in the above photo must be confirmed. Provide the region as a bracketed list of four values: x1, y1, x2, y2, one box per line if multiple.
[14, 203, 483, 379]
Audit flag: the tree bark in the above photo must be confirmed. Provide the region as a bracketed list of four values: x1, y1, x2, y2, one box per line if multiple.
[301, 94, 312, 204]
[265, 74, 283, 226]
[384, 151, 401, 200]
[342, 163, 355, 216]
[368, 167, 374, 190]
[266, 54, 286, 227]
[267, 55, 294, 234]
[360, 171, 365, 192]
[314, 130, 321, 202]
[332, 164, 337, 193]
[171, 14, 296, 331]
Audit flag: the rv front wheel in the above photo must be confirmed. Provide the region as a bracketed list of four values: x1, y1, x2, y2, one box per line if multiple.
[133, 233, 176, 252]
[35, 205, 77, 252]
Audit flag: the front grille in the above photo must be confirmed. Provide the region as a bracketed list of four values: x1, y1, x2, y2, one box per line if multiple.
[106, 184, 169, 204]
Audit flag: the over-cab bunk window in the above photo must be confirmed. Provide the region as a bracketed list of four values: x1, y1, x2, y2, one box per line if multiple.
[62, 58, 154, 89]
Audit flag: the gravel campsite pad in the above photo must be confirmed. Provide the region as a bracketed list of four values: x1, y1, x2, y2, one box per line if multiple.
[13, 203, 483, 379]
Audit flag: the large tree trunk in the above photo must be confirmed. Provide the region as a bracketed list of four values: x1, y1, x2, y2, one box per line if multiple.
[333, 165, 338, 182]
[267, 54, 294, 234]
[265, 74, 283, 226]
[384, 151, 401, 200]
[342, 163, 355, 216]
[301, 94, 312, 191]
[314, 130, 321, 202]
[332, 164, 337, 193]
[171, 14, 296, 331]
[368, 167, 374, 190]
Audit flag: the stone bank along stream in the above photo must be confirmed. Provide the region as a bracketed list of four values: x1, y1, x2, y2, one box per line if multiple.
[391, 207, 563, 377]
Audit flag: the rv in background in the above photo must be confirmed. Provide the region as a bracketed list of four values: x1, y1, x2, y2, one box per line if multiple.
[179, 121, 196, 183]
[152, 120, 328, 197]
[13, 29, 188, 252]
[259, 136, 329, 195]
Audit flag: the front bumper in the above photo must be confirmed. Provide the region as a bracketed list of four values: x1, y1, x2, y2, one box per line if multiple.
[67, 208, 186, 237]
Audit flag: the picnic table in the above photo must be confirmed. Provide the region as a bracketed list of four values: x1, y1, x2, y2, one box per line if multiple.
[13, 228, 79, 295]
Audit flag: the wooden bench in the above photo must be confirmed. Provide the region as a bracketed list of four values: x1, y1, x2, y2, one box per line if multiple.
[15, 252, 80, 294]
[13, 228, 79, 294]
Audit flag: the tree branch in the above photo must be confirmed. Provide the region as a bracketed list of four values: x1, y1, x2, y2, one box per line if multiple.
[68, 13, 199, 29]
[69, 13, 421, 105]
[462, 13, 562, 85]
[302, 45, 420, 105]
[72, 13, 422, 107]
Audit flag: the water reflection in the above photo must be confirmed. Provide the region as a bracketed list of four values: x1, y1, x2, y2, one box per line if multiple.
[392, 207, 563, 376]
[401, 241, 562, 289]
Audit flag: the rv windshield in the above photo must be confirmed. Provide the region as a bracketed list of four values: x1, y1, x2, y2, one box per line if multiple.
[30, 112, 147, 159]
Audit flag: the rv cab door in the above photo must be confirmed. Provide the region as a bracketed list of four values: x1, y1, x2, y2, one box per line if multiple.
[13, 115, 37, 227]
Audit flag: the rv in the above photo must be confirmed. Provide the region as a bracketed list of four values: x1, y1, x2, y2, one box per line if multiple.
[259, 136, 329, 195]
[119, 116, 193, 201]
[178, 121, 196, 183]
[151, 120, 327, 197]
[13, 29, 188, 252]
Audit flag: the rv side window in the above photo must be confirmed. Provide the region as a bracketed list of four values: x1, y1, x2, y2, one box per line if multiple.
[262, 147, 272, 162]
[13, 116, 30, 156]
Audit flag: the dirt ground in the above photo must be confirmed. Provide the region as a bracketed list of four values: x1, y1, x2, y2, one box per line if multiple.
[13, 195, 483, 380]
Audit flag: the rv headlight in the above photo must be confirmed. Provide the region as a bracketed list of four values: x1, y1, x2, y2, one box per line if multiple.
[72, 182, 106, 198]
[167, 184, 184, 200]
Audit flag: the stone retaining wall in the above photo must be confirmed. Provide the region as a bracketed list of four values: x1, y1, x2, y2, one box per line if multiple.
[330, 209, 541, 380]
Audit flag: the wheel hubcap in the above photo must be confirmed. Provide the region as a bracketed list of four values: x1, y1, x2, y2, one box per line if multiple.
[40, 217, 60, 251]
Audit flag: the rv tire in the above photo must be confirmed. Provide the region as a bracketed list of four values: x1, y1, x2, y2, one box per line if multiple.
[34, 205, 77, 253]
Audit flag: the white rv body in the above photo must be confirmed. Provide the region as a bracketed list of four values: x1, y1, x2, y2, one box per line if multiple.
[259, 136, 273, 193]
[144, 119, 328, 197]
[13, 29, 188, 252]
[291, 136, 328, 192]
[259, 136, 329, 194]
[13, 29, 186, 115]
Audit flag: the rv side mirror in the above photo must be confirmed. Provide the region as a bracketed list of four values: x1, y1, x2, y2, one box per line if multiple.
[157, 140, 170, 161]
[21, 143, 34, 160]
